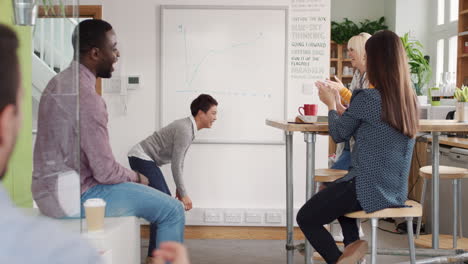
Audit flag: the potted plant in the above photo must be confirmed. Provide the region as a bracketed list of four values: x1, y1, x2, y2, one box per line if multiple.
[454, 85, 468, 122]
[401, 33, 432, 103]
[331, 17, 387, 44]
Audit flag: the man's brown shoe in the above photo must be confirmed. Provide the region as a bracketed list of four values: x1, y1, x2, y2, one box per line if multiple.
[337, 240, 368, 264]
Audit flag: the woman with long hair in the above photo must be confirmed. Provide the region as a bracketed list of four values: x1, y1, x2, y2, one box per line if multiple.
[297, 30, 419, 264]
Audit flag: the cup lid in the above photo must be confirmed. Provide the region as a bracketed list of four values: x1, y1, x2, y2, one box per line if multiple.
[84, 198, 106, 207]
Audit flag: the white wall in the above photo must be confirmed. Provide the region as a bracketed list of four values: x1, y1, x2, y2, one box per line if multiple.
[78, 0, 330, 223]
[384, 0, 396, 31]
[395, 0, 430, 51]
[331, 0, 385, 22]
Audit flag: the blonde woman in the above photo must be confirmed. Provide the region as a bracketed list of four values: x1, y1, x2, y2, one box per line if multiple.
[328, 32, 372, 111]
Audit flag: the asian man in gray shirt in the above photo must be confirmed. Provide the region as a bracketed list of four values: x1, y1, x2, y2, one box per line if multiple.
[128, 94, 218, 211]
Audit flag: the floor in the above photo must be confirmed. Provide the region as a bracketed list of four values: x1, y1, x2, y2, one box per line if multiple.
[141, 220, 423, 264]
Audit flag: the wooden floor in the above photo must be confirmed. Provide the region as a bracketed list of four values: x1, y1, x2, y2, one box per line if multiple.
[415, 234, 468, 249]
[141, 225, 306, 240]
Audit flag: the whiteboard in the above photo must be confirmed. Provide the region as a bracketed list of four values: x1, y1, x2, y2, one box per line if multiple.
[160, 5, 288, 144]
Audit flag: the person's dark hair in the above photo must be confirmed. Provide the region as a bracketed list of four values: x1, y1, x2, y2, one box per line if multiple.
[190, 94, 218, 117]
[72, 19, 113, 57]
[365, 30, 419, 138]
[0, 24, 19, 113]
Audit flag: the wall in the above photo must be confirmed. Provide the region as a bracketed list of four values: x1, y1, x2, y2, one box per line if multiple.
[0, 0, 33, 207]
[384, 0, 396, 31]
[331, 0, 385, 22]
[77, 0, 330, 224]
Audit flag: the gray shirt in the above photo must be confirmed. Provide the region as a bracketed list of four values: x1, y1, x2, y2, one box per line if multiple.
[138, 117, 195, 197]
[0, 185, 102, 263]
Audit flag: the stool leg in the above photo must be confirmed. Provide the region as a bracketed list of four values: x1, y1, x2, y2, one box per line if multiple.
[416, 178, 427, 238]
[453, 179, 458, 248]
[371, 218, 378, 264]
[458, 180, 463, 239]
[406, 217, 416, 264]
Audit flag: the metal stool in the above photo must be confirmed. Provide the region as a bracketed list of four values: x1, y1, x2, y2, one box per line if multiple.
[416, 165, 468, 248]
[345, 200, 422, 264]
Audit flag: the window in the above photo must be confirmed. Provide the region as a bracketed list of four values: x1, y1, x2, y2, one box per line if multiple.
[438, 0, 445, 25]
[449, 36, 458, 73]
[450, 0, 459, 22]
[436, 39, 445, 85]
[432, 0, 458, 87]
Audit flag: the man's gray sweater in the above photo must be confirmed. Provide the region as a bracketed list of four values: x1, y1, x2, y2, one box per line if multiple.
[139, 117, 194, 197]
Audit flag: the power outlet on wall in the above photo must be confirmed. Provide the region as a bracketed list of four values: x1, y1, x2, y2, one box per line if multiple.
[224, 212, 242, 223]
[245, 212, 262, 223]
[265, 212, 282, 224]
[204, 210, 222, 223]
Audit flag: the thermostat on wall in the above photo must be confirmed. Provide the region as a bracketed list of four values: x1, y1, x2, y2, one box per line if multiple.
[127, 75, 141, 90]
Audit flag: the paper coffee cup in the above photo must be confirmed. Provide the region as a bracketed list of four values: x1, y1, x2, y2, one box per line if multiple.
[84, 198, 106, 232]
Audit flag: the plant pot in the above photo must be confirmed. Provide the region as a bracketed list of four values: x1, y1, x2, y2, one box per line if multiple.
[431, 96, 441, 106]
[456, 102, 468, 123]
[417, 95, 428, 105]
[12, 0, 37, 26]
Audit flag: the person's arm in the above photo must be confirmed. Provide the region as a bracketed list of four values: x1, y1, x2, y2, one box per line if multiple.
[328, 91, 367, 143]
[339, 87, 352, 105]
[170, 126, 193, 197]
[81, 98, 138, 184]
[153, 242, 190, 264]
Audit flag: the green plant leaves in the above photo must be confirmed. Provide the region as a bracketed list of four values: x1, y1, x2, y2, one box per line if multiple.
[331, 17, 388, 44]
[455, 86, 468, 102]
[400, 33, 432, 96]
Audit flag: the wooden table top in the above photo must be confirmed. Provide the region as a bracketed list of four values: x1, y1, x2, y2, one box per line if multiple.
[266, 119, 468, 133]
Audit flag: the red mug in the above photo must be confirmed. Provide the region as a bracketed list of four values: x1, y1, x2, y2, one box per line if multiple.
[298, 104, 318, 116]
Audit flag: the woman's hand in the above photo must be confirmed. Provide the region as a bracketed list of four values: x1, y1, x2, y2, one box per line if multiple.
[325, 76, 345, 92]
[316, 81, 336, 111]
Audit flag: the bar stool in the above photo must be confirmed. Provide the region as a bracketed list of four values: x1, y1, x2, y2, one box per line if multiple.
[314, 169, 348, 191]
[345, 200, 422, 264]
[415, 165, 468, 249]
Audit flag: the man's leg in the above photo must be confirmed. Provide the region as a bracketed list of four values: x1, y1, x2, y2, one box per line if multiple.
[128, 157, 171, 195]
[296, 180, 361, 264]
[129, 156, 174, 256]
[81, 182, 185, 256]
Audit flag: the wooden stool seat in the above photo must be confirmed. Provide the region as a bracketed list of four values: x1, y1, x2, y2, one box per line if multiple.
[416, 165, 467, 249]
[419, 165, 468, 179]
[345, 200, 422, 219]
[344, 200, 421, 264]
[314, 169, 347, 182]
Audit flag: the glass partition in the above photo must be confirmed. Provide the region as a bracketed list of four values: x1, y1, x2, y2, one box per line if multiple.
[31, 0, 81, 233]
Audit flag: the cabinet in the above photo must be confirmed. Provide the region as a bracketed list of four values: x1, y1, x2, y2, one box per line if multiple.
[330, 41, 354, 88]
[457, 0, 468, 86]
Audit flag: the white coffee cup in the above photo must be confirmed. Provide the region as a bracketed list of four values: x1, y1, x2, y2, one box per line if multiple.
[84, 198, 106, 232]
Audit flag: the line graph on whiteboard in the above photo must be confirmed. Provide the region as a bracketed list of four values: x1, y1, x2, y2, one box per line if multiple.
[174, 24, 273, 99]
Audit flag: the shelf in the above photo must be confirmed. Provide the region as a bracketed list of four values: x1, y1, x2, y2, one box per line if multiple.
[342, 59, 352, 62]
[459, 31, 468, 36]
[330, 58, 338, 61]
[459, 53, 468, 58]
[342, 75, 353, 78]
[460, 9, 468, 15]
